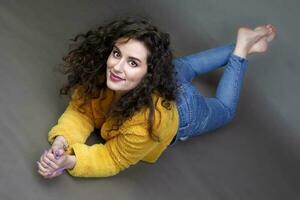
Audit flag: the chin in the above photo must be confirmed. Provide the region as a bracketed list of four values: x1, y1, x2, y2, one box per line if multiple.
[106, 81, 117, 90]
[106, 80, 124, 91]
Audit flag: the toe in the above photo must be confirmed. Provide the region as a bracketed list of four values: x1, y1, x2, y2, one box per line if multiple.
[253, 26, 270, 38]
[257, 27, 269, 36]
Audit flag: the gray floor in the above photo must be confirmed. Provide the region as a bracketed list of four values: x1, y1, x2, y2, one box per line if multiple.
[0, 1, 299, 200]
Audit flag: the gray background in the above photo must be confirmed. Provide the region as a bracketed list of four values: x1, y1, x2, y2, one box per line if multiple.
[0, 0, 299, 199]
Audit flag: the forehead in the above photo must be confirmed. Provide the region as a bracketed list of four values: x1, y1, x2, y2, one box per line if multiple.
[114, 38, 149, 61]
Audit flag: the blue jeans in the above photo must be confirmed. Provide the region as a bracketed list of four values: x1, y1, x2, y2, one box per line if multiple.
[169, 42, 249, 147]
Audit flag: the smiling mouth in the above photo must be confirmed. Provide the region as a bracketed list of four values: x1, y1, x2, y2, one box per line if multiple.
[110, 71, 125, 81]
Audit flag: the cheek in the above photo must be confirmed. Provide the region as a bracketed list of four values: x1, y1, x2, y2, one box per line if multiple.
[126, 71, 147, 84]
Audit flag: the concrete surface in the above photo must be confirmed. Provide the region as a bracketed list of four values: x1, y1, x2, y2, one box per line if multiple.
[0, 1, 299, 199]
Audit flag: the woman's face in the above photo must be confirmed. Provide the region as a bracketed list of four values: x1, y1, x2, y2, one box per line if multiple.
[106, 37, 149, 96]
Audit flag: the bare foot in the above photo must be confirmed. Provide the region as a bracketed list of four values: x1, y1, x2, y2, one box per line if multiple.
[233, 24, 276, 58]
[248, 24, 277, 54]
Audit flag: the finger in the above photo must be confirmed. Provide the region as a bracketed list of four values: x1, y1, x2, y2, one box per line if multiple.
[43, 156, 59, 170]
[54, 149, 65, 160]
[45, 150, 57, 165]
[39, 153, 50, 169]
[38, 162, 56, 176]
[51, 141, 66, 152]
[38, 168, 56, 179]
[40, 150, 48, 163]
[46, 151, 60, 163]
[39, 151, 52, 168]
[39, 160, 49, 169]
[40, 158, 52, 169]
[47, 170, 63, 179]
[38, 169, 49, 178]
[40, 151, 55, 170]
[37, 161, 48, 173]
[37, 160, 56, 175]
[40, 155, 57, 171]
[43, 151, 60, 169]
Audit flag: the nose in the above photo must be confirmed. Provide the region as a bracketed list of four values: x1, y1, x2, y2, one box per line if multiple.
[112, 59, 125, 73]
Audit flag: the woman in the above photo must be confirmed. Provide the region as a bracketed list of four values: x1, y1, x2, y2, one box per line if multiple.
[37, 16, 276, 179]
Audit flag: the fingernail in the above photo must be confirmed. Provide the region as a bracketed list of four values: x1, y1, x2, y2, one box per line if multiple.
[55, 151, 60, 157]
[55, 154, 60, 160]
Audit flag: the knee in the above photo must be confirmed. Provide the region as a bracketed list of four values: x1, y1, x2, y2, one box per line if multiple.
[226, 108, 237, 123]
[214, 98, 237, 123]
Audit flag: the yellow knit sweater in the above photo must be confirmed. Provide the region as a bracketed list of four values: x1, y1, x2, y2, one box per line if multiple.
[48, 86, 179, 177]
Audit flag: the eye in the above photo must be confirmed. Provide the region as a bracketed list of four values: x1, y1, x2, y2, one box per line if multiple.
[129, 60, 138, 67]
[112, 50, 120, 58]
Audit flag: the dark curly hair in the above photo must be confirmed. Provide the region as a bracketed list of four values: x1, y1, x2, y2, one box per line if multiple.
[59, 16, 179, 142]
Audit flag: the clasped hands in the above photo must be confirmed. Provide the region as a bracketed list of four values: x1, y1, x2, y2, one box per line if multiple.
[37, 136, 75, 179]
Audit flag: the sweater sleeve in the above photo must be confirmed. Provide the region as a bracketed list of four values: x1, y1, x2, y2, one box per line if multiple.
[48, 87, 95, 153]
[66, 125, 158, 177]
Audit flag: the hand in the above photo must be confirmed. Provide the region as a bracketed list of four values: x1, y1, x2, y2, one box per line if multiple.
[51, 136, 68, 159]
[37, 136, 69, 179]
[37, 150, 76, 179]
[37, 149, 63, 179]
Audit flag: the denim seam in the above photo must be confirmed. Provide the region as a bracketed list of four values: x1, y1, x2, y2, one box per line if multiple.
[228, 55, 246, 119]
[177, 85, 190, 130]
[177, 58, 194, 83]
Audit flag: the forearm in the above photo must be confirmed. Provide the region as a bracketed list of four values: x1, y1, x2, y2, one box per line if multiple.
[66, 143, 121, 177]
[48, 103, 95, 148]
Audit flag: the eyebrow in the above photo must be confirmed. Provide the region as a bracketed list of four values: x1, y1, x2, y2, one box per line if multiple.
[113, 45, 142, 63]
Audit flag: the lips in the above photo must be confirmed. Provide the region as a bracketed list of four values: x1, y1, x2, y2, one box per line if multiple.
[110, 71, 125, 80]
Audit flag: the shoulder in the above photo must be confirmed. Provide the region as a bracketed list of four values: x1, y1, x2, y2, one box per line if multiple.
[124, 93, 177, 128]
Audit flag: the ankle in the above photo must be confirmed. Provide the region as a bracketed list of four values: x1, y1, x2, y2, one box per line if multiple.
[233, 44, 248, 59]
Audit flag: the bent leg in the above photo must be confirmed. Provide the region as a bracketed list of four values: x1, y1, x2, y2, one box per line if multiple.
[173, 43, 236, 83]
[191, 53, 249, 136]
